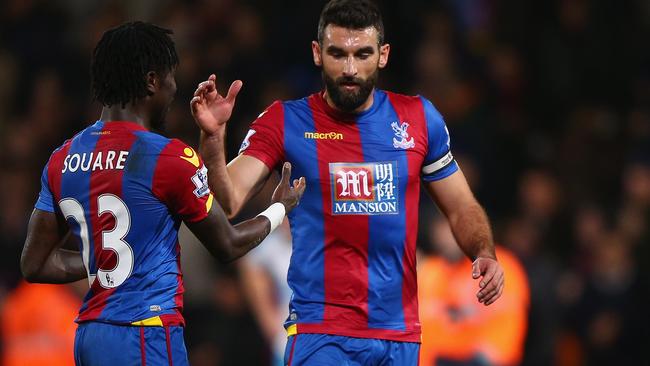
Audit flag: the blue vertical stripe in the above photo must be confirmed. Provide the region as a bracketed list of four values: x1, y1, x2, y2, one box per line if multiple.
[121, 132, 171, 255]
[357, 91, 407, 330]
[60, 121, 104, 276]
[283, 99, 326, 325]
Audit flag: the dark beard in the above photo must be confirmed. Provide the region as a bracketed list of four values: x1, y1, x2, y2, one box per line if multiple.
[323, 69, 378, 113]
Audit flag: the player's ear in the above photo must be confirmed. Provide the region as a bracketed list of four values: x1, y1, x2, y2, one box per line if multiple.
[378, 43, 390, 69]
[312, 41, 323, 67]
[146, 71, 158, 95]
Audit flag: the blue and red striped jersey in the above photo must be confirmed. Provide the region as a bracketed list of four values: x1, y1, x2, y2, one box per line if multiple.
[240, 90, 458, 342]
[35, 121, 212, 326]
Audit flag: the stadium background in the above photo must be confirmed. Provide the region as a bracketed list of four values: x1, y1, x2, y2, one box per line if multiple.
[0, 0, 648, 365]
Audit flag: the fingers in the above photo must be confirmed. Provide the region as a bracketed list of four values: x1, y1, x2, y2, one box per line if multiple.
[473, 257, 504, 305]
[478, 270, 503, 304]
[190, 96, 202, 116]
[280, 162, 291, 186]
[471, 260, 481, 279]
[193, 74, 220, 103]
[475, 258, 497, 289]
[226, 80, 243, 104]
[294, 177, 306, 196]
[484, 280, 504, 306]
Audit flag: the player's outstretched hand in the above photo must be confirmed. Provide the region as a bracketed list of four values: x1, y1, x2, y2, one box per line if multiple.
[272, 162, 306, 213]
[472, 257, 504, 306]
[190, 74, 243, 136]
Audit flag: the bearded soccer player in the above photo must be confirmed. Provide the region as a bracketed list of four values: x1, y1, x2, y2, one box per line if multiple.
[191, 0, 504, 364]
[20, 22, 305, 366]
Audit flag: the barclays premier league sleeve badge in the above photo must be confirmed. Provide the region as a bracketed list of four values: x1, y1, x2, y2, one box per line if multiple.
[329, 161, 399, 215]
[191, 166, 210, 198]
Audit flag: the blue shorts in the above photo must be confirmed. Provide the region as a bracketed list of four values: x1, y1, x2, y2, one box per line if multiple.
[74, 322, 188, 366]
[284, 333, 420, 366]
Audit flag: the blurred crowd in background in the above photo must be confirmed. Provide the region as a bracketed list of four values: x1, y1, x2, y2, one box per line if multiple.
[0, 0, 649, 365]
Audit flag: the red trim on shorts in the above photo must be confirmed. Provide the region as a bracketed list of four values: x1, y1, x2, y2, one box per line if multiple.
[159, 311, 185, 327]
[140, 327, 146, 366]
[293, 323, 420, 343]
[165, 326, 173, 366]
[287, 334, 298, 366]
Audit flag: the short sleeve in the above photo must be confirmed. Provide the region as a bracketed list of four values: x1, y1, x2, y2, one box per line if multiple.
[152, 140, 213, 223]
[34, 161, 56, 212]
[420, 97, 458, 182]
[239, 101, 285, 170]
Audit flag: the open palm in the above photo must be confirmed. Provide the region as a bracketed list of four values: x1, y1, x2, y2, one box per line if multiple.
[190, 74, 243, 135]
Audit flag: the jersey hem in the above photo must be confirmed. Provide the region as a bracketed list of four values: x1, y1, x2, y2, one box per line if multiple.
[76, 309, 185, 327]
[291, 323, 421, 343]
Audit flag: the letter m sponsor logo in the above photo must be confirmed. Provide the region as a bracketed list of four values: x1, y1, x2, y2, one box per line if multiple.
[329, 161, 399, 215]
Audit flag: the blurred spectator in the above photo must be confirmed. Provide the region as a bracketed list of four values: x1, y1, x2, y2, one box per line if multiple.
[418, 215, 529, 366]
[183, 266, 268, 366]
[1, 281, 83, 366]
[240, 221, 292, 366]
[563, 231, 649, 365]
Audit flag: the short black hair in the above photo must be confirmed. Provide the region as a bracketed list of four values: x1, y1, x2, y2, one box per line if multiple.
[317, 0, 384, 45]
[91, 21, 179, 108]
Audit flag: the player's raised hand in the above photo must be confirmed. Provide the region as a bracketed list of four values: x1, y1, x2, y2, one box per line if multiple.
[190, 74, 243, 135]
[472, 257, 504, 306]
[272, 162, 306, 213]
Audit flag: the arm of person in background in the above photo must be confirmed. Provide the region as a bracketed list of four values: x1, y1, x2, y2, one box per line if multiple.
[186, 162, 305, 262]
[240, 259, 283, 345]
[424, 169, 504, 306]
[190, 74, 271, 218]
[20, 211, 87, 284]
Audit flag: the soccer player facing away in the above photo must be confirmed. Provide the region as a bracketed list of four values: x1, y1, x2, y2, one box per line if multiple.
[20, 22, 305, 366]
[192, 0, 504, 364]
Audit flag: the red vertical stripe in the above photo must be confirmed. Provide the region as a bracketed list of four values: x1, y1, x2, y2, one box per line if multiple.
[165, 326, 173, 366]
[309, 96, 370, 329]
[80, 124, 139, 320]
[287, 335, 298, 366]
[386, 92, 428, 334]
[47, 140, 73, 202]
[140, 327, 147, 366]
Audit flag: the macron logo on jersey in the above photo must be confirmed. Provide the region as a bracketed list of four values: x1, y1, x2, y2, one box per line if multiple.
[329, 161, 399, 215]
[304, 131, 344, 140]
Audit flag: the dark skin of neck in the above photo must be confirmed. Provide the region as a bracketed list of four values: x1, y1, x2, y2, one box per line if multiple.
[99, 102, 151, 128]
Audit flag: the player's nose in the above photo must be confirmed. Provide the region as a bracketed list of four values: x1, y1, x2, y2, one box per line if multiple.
[342, 56, 358, 76]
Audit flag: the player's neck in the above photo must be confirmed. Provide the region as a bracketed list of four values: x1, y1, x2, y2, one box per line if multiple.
[323, 88, 375, 114]
[100, 105, 148, 128]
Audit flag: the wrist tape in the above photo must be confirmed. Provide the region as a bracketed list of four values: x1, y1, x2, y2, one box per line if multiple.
[257, 202, 286, 233]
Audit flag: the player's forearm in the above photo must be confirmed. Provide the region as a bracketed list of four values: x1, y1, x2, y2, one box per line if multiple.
[199, 131, 244, 217]
[447, 202, 496, 261]
[228, 217, 273, 261]
[193, 212, 271, 263]
[22, 249, 87, 284]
